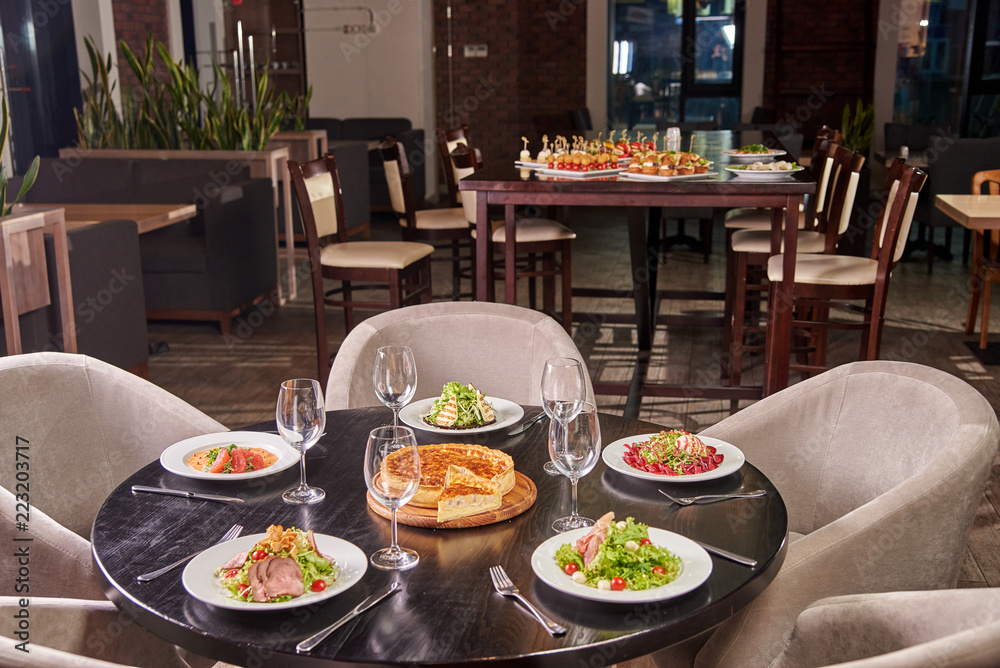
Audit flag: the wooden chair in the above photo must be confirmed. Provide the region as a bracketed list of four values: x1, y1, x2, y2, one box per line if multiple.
[964, 169, 1000, 349]
[380, 136, 473, 300]
[288, 153, 433, 387]
[764, 159, 927, 379]
[437, 124, 471, 207]
[725, 143, 865, 388]
[451, 144, 575, 331]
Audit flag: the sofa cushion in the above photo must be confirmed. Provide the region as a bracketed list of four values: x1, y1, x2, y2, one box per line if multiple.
[342, 117, 412, 140]
[139, 235, 208, 274]
[305, 117, 343, 141]
[22, 158, 134, 203]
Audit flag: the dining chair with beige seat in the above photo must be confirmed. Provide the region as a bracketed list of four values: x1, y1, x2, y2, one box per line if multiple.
[725, 143, 865, 389]
[764, 158, 925, 379]
[288, 152, 434, 387]
[636, 360, 1000, 668]
[964, 169, 1000, 349]
[380, 136, 473, 301]
[438, 124, 472, 207]
[451, 144, 576, 331]
[324, 300, 594, 410]
[0, 352, 229, 668]
[769, 588, 1000, 668]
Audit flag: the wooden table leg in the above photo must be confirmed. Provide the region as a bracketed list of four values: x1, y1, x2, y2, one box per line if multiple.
[966, 229, 984, 335]
[505, 204, 517, 304]
[764, 196, 800, 395]
[475, 192, 490, 302]
[627, 207, 653, 352]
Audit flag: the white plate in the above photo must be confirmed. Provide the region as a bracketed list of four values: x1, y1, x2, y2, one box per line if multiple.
[726, 165, 804, 180]
[619, 171, 719, 182]
[601, 434, 745, 483]
[514, 160, 549, 170]
[399, 397, 524, 435]
[182, 532, 367, 611]
[160, 431, 299, 481]
[531, 527, 712, 603]
[534, 167, 626, 179]
[721, 148, 786, 161]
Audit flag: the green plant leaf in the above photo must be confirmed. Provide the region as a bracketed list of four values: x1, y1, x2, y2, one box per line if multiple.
[14, 156, 40, 203]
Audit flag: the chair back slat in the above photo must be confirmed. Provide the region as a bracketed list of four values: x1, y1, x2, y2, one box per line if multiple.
[818, 144, 865, 252]
[379, 137, 419, 229]
[287, 153, 349, 250]
[303, 171, 339, 238]
[451, 144, 483, 224]
[872, 159, 927, 267]
[438, 125, 471, 206]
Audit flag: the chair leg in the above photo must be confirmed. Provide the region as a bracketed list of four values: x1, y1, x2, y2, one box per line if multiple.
[542, 253, 556, 318]
[700, 217, 713, 264]
[730, 250, 749, 388]
[981, 270, 993, 350]
[342, 280, 356, 332]
[528, 252, 538, 309]
[722, 229, 736, 382]
[967, 230, 984, 335]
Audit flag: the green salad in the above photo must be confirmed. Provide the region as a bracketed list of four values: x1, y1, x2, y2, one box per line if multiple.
[556, 516, 681, 591]
[217, 525, 338, 603]
[735, 144, 771, 154]
[424, 382, 496, 428]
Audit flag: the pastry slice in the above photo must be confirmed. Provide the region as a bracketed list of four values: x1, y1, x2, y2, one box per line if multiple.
[436, 465, 502, 523]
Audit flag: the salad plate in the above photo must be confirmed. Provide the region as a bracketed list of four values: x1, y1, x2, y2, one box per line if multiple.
[531, 527, 712, 603]
[160, 432, 299, 481]
[182, 532, 367, 611]
[725, 165, 804, 180]
[400, 397, 524, 434]
[721, 148, 785, 161]
[602, 434, 745, 483]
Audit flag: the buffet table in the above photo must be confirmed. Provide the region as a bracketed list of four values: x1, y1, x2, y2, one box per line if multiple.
[91, 406, 787, 667]
[459, 131, 816, 402]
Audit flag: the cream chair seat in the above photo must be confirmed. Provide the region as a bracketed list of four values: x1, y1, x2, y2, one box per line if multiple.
[320, 240, 435, 268]
[470, 217, 577, 243]
[325, 300, 594, 410]
[0, 352, 227, 668]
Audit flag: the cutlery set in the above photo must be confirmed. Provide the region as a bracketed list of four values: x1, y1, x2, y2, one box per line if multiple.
[136, 524, 243, 582]
[132, 485, 244, 504]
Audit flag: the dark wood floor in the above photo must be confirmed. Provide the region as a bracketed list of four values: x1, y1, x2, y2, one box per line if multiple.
[146, 208, 1000, 589]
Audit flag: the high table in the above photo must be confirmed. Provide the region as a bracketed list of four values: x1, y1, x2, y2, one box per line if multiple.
[935, 194, 1000, 354]
[459, 131, 816, 406]
[92, 407, 787, 667]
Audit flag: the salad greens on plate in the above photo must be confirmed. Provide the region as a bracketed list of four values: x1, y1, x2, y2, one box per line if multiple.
[423, 382, 496, 428]
[555, 515, 681, 591]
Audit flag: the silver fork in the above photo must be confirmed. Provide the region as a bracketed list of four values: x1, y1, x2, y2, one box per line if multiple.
[137, 524, 243, 582]
[659, 489, 766, 506]
[488, 565, 566, 636]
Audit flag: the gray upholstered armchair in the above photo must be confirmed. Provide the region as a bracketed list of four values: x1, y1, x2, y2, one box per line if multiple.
[325, 301, 594, 410]
[772, 588, 1000, 667]
[640, 361, 999, 668]
[0, 353, 226, 668]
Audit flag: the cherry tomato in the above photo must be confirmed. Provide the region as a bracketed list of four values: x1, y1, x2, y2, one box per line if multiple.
[311, 580, 327, 592]
[225, 569, 239, 579]
[208, 448, 230, 473]
[564, 562, 579, 576]
[610, 576, 626, 591]
[238, 583, 250, 597]
[251, 549, 268, 561]
[652, 566, 666, 575]
[231, 447, 247, 474]
[640, 538, 652, 546]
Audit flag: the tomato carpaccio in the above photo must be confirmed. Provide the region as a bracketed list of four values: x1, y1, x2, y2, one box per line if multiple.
[622, 443, 723, 476]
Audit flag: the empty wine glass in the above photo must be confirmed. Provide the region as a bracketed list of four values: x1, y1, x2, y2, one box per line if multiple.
[540, 357, 587, 476]
[364, 425, 420, 570]
[373, 345, 417, 432]
[549, 402, 601, 532]
[276, 378, 326, 505]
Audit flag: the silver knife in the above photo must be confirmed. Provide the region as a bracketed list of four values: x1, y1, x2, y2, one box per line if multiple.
[297, 581, 401, 653]
[689, 538, 757, 568]
[131, 485, 244, 504]
[507, 411, 547, 436]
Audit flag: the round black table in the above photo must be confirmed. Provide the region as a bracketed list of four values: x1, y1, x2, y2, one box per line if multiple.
[92, 407, 787, 667]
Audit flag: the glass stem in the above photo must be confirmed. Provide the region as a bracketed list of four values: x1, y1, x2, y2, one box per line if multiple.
[570, 479, 579, 518]
[389, 507, 400, 551]
[298, 451, 308, 490]
[392, 408, 399, 430]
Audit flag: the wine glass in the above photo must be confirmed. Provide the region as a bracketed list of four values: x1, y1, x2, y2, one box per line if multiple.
[548, 402, 601, 532]
[276, 378, 326, 505]
[540, 357, 587, 476]
[364, 425, 420, 570]
[373, 345, 417, 432]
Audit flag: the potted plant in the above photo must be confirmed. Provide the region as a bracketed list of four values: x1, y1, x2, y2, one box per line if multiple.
[841, 99, 874, 156]
[1, 96, 39, 216]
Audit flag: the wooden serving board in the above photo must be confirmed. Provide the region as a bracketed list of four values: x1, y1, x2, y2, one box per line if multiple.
[366, 471, 536, 529]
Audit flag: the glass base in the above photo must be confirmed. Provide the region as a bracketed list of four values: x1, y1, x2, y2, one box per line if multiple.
[282, 484, 326, 505]
[543, 461, 562, 476]
[370, 546, 419, 571]
[552, 515, 595, 533]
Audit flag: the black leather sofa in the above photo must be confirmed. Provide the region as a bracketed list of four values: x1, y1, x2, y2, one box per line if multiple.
[0, 219, 150, 376]
[306, 117, 427, 209]
[20, 157, 277, 334]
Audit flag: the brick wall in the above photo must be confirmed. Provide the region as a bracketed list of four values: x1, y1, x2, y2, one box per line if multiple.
[432, 0, 587, 167]
[112, 0, 170, 91]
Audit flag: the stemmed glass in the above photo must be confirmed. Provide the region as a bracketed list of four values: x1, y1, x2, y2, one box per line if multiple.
[276, 378, 326, 505]
[373, 346, 417, 432]
[548, 402, 601, 532]
[364, 425, 420, 570]
[540, 357, 587, 476]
